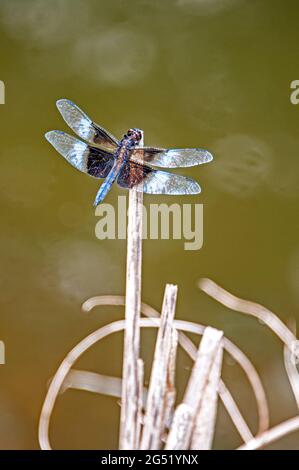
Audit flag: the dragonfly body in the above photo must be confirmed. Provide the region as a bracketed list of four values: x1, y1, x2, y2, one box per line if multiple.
[45, 99, 213, 206]
[94, 128, 142, 206]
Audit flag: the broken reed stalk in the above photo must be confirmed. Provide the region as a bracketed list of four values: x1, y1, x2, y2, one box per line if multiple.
[166, 326, 223, 450]
[57, 316, 261, 444]
[190, 330, 223, 450]
[83, 295, 268, 437]
[39, 273, 299, 449]
[39, 302, 298, 450]
[284, 321, 299, 410]
[284, 344, 299, 410]
[140, 284, 178, 449]
[119, 131, 144, 450]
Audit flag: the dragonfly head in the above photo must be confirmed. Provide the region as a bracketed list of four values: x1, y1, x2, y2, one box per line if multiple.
[125, 128, 142, 143]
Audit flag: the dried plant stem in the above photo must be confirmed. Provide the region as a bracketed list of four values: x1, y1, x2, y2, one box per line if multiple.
[82, 295, 160, 319]
[39, 277, 299, 450]
[82, 295, 269, 436]
[173, 319, 269, 435]
[167, 327, 223, 450]
[284, 320, 299, 411]
[163, 329, 178, 431]
[218, 381, 253, 442]
[39, 320, 130, 450]
[119, 132, 144, 450]
[61, 370, 123, 397]
[140, 284, 178, 450]
[238, 416, 299, 450]
[136, 358, 145, 447]
[284, 344, 299, 410]
[62, 346, 253, 444]
[167, 331, 255, 442]
[199, 277, 299, 432]
[165, 404, 193, 449]
[199, 278, 296, 346]
[185, 327, 223, 450]
[191, 334, 223, 450]
[38, 318, 265, 449]
[39, 318, 267, 450]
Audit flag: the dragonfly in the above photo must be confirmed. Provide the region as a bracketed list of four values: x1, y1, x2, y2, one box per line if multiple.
[45, 99, 213, 206]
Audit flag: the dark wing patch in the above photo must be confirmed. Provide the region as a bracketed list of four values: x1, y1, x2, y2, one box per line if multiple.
[56, 99, 119, 151]
[87, 146, 115, 178]
[117, 160, 201, 194]
[45, 130, 115, 178]
[117, 160, 153, 189]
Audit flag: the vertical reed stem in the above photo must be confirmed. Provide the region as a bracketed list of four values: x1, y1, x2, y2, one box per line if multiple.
[119, 131, 144, 450]
[140, 284, 178, 450]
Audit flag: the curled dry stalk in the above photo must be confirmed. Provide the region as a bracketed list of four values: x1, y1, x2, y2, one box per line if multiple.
[39, 280, 299, 449]
[83, 294, 268, 438]
[199, 278, 299, 449]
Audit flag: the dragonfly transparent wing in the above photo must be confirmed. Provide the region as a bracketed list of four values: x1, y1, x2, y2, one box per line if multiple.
[117, 160, 201, 194]
[56, 99, 119, 151]
[131, 146, 213, 168]
[45, 130, 115, 178]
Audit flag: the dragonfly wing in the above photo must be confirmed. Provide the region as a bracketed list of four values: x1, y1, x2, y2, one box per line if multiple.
[45, 130, 115, 178]
[117, 160, 201, 194]
[131, 147, 213, 168]
[56, 99, 119, 151]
